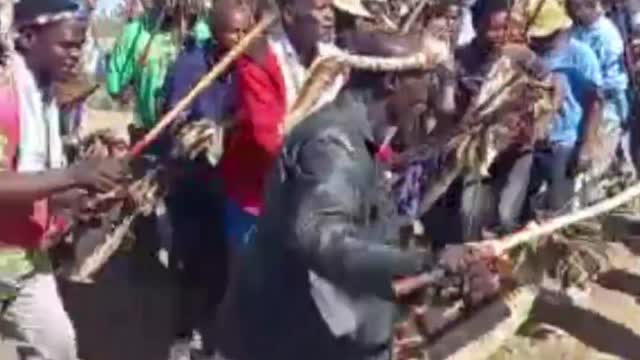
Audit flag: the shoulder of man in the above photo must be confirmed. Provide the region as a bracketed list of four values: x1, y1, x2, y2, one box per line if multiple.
[284, 92, 371, 174]
[597, 17, 626, 51]
[286, 91, 370, 147]
[568, 38, 601, 66]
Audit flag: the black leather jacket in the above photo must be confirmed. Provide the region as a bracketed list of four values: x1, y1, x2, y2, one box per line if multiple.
[215, 93, 427, 360]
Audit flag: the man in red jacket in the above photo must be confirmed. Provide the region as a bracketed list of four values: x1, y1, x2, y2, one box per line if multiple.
[219, 0, 344, 252]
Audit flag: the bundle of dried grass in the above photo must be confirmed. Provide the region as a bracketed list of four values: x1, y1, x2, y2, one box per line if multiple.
[395, 52, 558, 219]
[285, 34, 450, 132]
[58, 130, 167, 283]
[172, 119, 225, 166]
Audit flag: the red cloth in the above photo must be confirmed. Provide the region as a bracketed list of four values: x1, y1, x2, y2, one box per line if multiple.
[0, 82, 51, 249]
[219, 49, 287, 215]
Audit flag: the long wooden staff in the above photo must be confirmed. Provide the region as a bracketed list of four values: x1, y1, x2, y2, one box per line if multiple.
[129, 13, 276, 157]
[72, 9, 264, 199]
[401, 0, 430, 33]
[474, 181, 640, 255]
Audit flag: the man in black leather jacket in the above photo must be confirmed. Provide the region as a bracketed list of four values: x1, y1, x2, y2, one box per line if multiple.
[213, 38, 500, 360]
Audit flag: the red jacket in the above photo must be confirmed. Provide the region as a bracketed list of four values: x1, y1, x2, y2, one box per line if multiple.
[219, 48, 287, 215]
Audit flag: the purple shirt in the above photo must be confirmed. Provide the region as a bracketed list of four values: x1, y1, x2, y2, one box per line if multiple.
[164, 43, 236, 122]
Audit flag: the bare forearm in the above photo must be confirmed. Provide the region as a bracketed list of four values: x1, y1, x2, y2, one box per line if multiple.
[0, 169, 77, 205]
[435, 83, 457, 118]
[580, 96, 603, 146]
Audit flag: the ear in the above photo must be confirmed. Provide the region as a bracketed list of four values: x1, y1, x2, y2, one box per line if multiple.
[15, 28, 38, 53]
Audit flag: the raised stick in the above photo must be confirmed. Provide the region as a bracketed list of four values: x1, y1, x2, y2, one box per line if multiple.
[401, 0, 430, 33]
[474, 182, 640, 255]
[129, 14, 276, 157]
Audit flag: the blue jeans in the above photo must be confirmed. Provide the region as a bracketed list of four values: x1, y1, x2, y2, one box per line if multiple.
[459, 150, 533, 242]
[223, 200, 257, 253]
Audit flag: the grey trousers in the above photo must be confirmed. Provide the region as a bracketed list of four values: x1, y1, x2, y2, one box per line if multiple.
[460, 151, 533, 242]
[0, 272, 78, 360]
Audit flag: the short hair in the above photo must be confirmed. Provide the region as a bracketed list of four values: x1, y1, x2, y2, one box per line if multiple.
[211, 0, 251, 20]
[471, 0, 513, 29]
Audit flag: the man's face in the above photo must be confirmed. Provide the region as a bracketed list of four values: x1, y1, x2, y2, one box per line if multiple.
[567, 0, 598, 26]
[386, 72, 431, 149]
[30, 19, 88, 83]
[283, 0, 336, 46]
[213, 7, 252, 51]
[477, 10, 509, 51]
[529, 32, 558, 55]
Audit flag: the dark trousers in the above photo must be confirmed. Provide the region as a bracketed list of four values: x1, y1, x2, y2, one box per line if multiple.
[167, 174, 228, 353]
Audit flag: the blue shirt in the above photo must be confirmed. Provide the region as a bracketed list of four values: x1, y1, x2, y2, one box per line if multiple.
[572, 16, 630, 124]
[164, 43, 236, 122]
[542, 39, 603, 145]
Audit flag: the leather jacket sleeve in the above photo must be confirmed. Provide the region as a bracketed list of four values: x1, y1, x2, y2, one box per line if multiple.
[288, 131, 426, 301]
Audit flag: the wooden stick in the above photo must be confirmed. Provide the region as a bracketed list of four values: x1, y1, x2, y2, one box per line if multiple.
[473, 182, 640, 255]
[67, 211, 140, 283]
[129, 14, 276, 157]
[401, 0, 430, 33]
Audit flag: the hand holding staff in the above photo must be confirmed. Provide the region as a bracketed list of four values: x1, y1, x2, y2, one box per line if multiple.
[469, 181, 640, 256]
[129, 13, 277, 157]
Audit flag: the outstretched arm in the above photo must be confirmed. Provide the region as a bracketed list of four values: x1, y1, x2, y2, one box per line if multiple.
[290, 134, 428, 300]
[0, 159, 126, 206]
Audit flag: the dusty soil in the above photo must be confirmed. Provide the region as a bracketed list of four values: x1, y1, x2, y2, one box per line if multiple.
[490, 244, 640, 359]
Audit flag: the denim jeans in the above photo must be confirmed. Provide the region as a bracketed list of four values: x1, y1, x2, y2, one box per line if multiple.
[459, 151, 533, 242]
[223, 201, 257, 253]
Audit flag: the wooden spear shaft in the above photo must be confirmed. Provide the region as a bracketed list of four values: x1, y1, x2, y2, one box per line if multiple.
[401, 0, 430, 33]
[129, 14, 276, 157]
[474, 181, 640, 255]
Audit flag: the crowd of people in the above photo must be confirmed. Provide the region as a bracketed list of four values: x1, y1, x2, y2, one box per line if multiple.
[1, 0, 640, 359]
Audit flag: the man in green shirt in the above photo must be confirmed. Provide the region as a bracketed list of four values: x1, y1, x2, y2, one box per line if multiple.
[106, 0, 179, 130]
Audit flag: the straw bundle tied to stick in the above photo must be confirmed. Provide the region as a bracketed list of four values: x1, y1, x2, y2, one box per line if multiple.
[60, 14, 277, 283]
[285, 34, 451, 132]
[392, 178, 640, 360]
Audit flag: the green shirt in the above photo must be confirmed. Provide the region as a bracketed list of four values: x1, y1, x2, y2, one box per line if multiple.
[192, 18, 212, 47]
[107, 15, 179, 129]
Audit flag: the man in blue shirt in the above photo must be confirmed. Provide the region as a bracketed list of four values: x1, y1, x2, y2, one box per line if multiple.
[568, 0, 630, 127]
[528, 0, 608, 212]
[162, 2, 244, 359]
